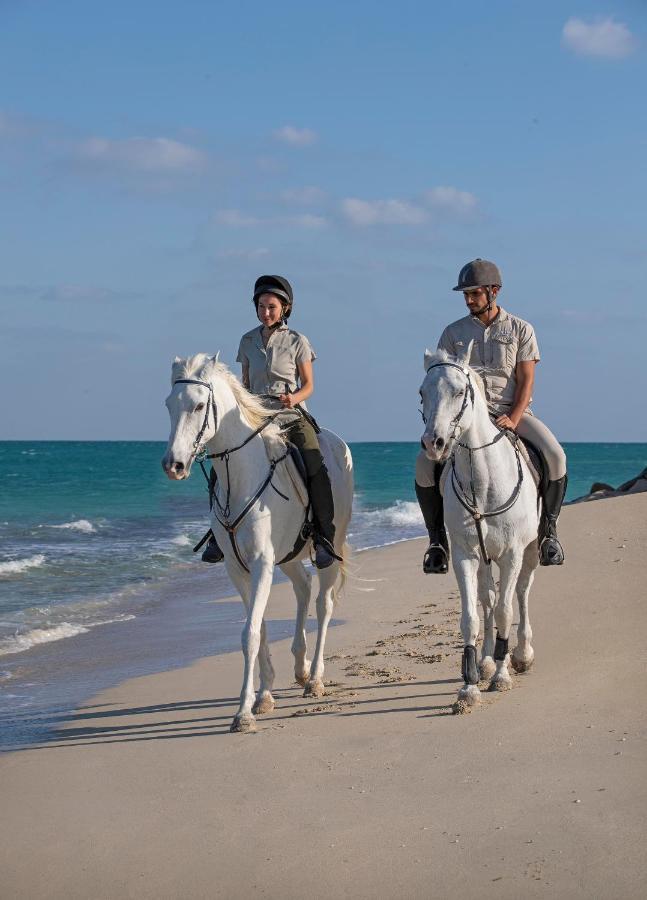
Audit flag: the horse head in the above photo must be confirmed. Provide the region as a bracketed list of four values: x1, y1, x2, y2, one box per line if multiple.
[162, 353, 280, 480]
[419, 342, 475, 462]
[162, 353, 225, 480]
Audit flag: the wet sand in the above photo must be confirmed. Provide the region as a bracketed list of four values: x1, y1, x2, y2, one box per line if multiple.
[1, 493, 646, 899]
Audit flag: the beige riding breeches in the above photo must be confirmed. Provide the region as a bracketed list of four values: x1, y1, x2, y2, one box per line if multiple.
[415, 413, 567, 487]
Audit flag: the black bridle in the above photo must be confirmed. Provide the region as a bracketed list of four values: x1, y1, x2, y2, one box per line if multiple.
[172, 378, 219, 461]
[421, 362, 525, 565]
[422, 362, 475, 441]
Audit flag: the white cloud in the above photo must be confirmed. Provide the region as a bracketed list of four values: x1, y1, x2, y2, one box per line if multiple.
[341, 197, 428, 226]
[424, 186, 478, 216]
[280, 186, 326, 206]
[290, 213, 326, 229]
[562, 17, 637, 59]
[215, 209, 262, 227]
[215, 209, 327, 229]
[273, 125, 317, 147]
[216, 247, 270, 260]
[76, 136, 207, 173]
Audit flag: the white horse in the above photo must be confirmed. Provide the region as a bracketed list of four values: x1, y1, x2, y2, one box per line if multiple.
[419, 346, 540, 710]
[162, 354, 353, 733]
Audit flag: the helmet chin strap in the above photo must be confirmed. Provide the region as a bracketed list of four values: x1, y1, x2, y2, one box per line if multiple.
[469, 286, 494, 319]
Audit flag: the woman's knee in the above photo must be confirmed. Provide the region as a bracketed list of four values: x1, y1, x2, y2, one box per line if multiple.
[416, 450, 435, 487]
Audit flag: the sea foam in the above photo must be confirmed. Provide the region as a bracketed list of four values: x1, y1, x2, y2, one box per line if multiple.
[356, 500, 423, 528]
[0, 554, 46, 576]
[50, 519, 97, 533]
[0, 614, 136, 656]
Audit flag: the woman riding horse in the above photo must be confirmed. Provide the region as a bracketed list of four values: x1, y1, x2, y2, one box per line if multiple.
[202, 275, 337, 570]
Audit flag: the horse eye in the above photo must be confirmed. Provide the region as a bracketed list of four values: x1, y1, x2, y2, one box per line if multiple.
[195, 403, 205, 413]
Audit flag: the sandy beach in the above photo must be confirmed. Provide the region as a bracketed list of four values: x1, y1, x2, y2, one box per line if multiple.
[1, 492, 645, 899]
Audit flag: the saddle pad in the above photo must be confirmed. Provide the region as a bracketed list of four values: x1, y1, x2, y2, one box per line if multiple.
[284, 443, 309, 507]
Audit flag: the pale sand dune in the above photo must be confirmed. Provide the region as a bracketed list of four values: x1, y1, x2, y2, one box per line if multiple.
[1, 494, 646, 899]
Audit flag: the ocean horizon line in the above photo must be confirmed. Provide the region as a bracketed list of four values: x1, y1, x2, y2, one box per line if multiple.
[3, 438, 647, 446]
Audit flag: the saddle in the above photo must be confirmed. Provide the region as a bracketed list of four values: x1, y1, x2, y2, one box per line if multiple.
[506, 433, 547, 494]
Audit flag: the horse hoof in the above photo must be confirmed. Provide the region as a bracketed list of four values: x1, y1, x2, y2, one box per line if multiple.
[479, 657, 496, 681]
[452, 684, 480, 714]
[230, 715, 257, 733]
[252, 694, 275, 715]
[488, 676, 513, 692]
[294, 674, 309, 687]
[303, 679, 325, 699]
[511, 654, 534, 674]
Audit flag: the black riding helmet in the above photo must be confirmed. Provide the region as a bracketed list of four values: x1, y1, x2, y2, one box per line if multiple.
[253, 275, 294, 320]
[453, 259, 502, 292]
[453, 259, 502, 316]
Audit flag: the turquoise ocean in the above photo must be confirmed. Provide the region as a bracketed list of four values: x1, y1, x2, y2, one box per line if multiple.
[1, 440, 645, 748]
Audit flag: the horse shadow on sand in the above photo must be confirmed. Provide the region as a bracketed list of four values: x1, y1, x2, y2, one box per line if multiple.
[2, 675, 463, 752]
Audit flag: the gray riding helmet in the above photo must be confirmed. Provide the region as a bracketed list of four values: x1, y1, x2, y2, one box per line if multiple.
[453, 259, 502, 292]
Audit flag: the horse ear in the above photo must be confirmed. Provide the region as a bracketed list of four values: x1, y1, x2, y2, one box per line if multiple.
[423, 348, 434, 371]
[172, 356, 182, 364]
[457, 340, 474, 367]
[211, 352, 220, 363]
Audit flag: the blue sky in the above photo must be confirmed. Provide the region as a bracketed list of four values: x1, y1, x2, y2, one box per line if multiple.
[1, 1, 646, 441]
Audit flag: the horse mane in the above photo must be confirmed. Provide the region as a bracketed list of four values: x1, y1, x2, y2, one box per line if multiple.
[424, 348, 486, 401]
[171, 353, 286, 447]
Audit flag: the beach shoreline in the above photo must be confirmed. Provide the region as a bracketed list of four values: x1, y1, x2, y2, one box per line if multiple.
[1, 493, 646, 898]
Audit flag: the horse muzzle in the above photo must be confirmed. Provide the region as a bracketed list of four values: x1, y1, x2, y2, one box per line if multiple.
[161, 453, 191, 480]
[421, 432, 450, 462]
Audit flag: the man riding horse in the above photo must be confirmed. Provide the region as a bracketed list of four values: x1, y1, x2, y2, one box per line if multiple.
[415, 258, 568, 573]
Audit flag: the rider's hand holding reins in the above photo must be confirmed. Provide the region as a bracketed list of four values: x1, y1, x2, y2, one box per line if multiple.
[495, 414, 518, 431]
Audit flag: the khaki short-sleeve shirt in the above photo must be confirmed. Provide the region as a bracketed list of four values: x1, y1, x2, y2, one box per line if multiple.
[236, 325, 316, 399]
[437, 308, 540, 414]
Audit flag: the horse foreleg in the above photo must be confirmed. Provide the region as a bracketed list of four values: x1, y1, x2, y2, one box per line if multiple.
[511, 541, 538, 674]
[478, 561, 497, 681]
[304, 563, 338, 699]
[231, 559, 274, 733]
[252, 619, 276, 716]
[453, 552, 482, 711]
[490, 551, 523, 692]
[281, 560, 313, 686]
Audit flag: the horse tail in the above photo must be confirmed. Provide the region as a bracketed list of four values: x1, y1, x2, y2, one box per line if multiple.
[335, 540, 351, 597]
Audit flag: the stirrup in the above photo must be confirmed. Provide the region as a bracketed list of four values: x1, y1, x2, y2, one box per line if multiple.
[194, 531, 224, 564]
[539, 535, 564, 566]
[313, 535, 341, 570]
[423, 542, 449, 575]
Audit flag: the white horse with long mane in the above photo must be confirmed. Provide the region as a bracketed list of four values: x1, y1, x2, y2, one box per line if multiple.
[419, 345, 540, 711]
[163, 354, 353, 733]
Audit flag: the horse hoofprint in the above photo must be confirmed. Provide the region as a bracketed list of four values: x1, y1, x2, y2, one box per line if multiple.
[163, 354, 353, 733]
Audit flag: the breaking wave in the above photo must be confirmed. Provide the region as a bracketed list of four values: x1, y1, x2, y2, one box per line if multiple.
[0, 554, 46, 576]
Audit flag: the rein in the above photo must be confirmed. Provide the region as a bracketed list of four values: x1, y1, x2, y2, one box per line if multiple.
[172, 378, 305, 573]
[423, 362, 525, 565]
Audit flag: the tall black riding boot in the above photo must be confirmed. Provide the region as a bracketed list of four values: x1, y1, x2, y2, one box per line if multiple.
[415, 474, 449, 574]
[200, 467, 224, 563]
[539, 474, 567, 566]
[308, 464, 338, 569]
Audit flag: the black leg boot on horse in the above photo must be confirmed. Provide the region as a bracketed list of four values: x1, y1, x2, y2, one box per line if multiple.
[198, 467, 224, 563]
[307, 461, 339, 569]
[538, 474, 567, 566]
[415, 465, 449, 574]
